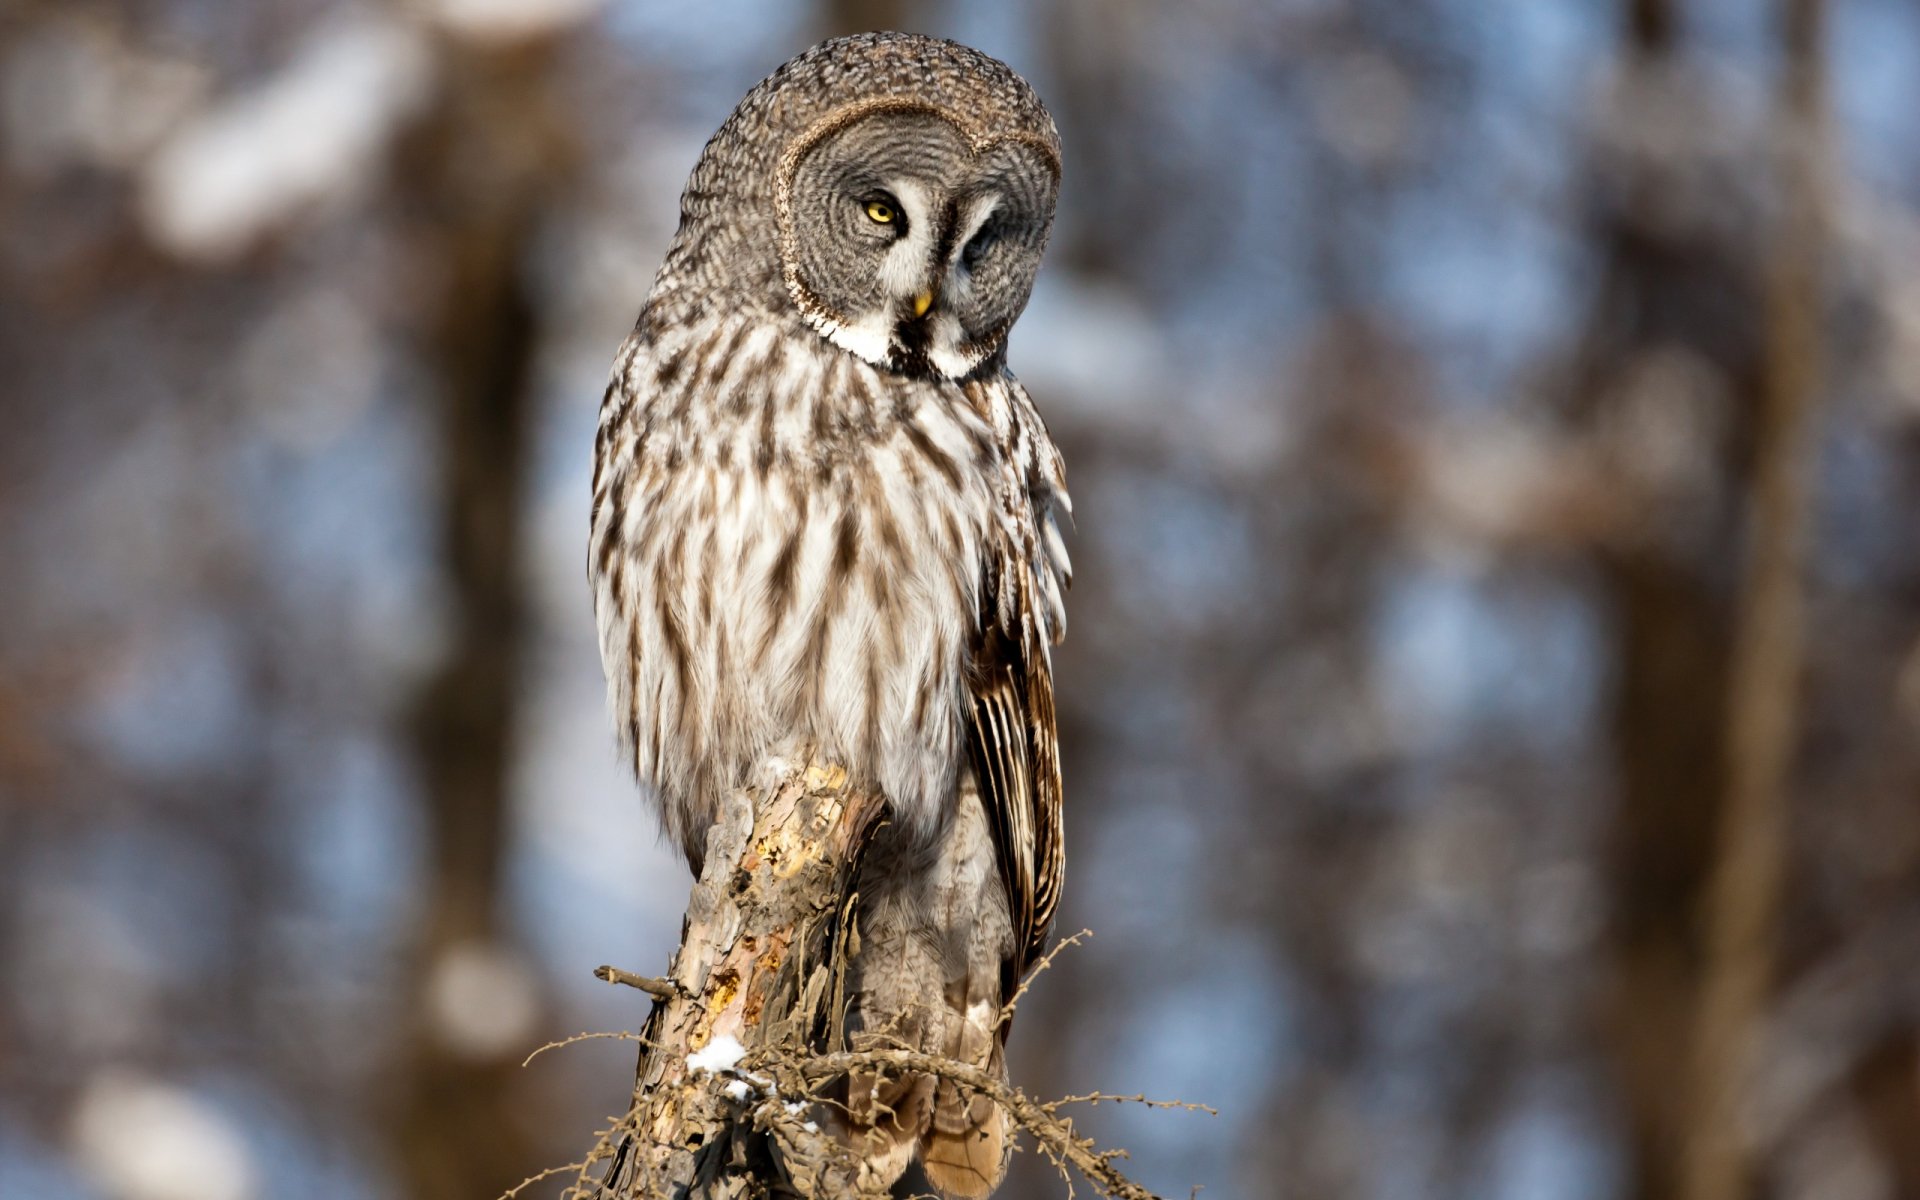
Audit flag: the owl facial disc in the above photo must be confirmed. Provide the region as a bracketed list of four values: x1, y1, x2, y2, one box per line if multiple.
[777, 103, 1059, 381]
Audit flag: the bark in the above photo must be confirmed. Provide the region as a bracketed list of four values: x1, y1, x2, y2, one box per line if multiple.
[594, 760, 894, 1199]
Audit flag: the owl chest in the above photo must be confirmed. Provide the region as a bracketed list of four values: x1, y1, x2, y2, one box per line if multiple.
[640, 405, 997, 764]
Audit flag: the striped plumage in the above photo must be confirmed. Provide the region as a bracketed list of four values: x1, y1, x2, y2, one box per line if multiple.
[588, 34, 1069, 1197]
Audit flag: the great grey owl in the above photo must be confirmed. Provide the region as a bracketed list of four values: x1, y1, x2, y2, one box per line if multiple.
[589, 32, 1070, 1197]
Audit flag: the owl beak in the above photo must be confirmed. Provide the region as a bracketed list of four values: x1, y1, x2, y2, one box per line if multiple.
[911, 290, 935, 319]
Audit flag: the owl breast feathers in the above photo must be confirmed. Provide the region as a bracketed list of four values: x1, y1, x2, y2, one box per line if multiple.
[588, 33, 1070, 1198]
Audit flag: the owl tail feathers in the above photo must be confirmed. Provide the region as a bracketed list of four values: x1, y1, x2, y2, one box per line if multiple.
[918, 1039, 1009, 1197]
[833, 1022, 1011, 1197]
[838, 1064, 933, 1190]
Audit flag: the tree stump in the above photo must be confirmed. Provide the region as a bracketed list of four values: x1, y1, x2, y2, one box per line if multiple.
[580, 756, 1179, 1200]
[596, 757, 893, 1199]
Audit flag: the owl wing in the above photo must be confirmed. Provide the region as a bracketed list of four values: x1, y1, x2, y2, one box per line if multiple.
[967, 625, 1062, 977]
[966, 374, 1071, 978]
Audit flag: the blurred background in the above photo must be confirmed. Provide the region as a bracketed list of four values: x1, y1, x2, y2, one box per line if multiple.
[2, 1, 1917, 1198]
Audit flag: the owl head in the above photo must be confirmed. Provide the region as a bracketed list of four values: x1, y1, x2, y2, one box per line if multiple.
[661, 34, 1061, 381]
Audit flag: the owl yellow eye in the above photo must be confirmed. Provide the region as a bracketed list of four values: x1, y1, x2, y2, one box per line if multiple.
[864, 199, 897, 224]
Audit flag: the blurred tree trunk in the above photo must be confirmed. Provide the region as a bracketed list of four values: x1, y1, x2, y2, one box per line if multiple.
[1038, 0, 1158, 283]
[389, 28, 576, 1200]
[1680, 2, 1827, 1198]
[823, 0, 910, 37]
[1573, 2, 1760, 1198]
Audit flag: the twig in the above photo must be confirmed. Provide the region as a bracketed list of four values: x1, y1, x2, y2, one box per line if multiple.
[522, 1030, 647, 1069]
[593, 965, 677, 1000]
[997, 927, 1091, 1030]
[1048, 1092, 1219, 1116]
[501, 1159, 595, 1200]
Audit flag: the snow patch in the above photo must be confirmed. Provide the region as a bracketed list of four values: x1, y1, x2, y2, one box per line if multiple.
[687, 1034, 745, 1074]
